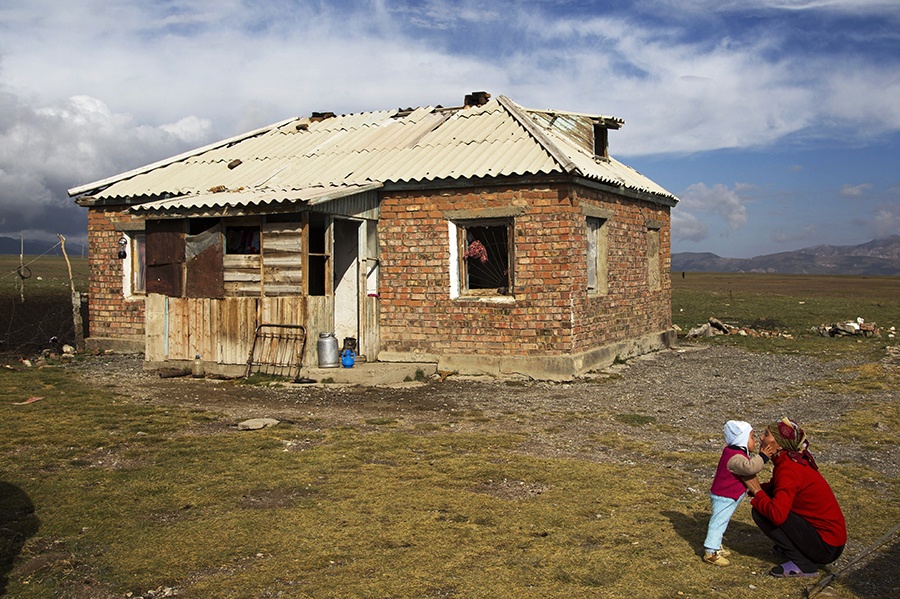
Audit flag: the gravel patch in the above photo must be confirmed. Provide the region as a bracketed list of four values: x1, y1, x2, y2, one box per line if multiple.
[72, 342, 898, 480]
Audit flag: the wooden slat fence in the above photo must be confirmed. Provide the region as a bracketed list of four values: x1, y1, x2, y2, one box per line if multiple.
[146, 294, 307, 365]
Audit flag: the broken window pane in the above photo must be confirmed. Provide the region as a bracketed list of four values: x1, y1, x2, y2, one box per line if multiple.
[458, 220, 512, 294]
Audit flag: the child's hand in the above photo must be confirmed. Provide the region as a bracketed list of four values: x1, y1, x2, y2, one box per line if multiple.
[760, 443, 777, 458]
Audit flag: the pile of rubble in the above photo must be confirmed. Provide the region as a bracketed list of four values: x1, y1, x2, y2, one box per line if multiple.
[811, 317, 883, 338]
[678, 316, 893, 340]
[679, 317, 794, 339]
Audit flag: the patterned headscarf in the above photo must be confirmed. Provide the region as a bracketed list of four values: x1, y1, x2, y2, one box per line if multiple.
[769, 417, 818, 470]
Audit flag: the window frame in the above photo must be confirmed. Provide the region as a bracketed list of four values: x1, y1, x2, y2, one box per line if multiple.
[647, 225, 661, 291]
[122, 231, 146, 298]
[454, 217, 514, 297]
[586, 216, 609, 296]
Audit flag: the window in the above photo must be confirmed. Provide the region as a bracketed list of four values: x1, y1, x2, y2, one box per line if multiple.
[586, 217, 608, 295]
[457, 219, 513, 295]
[307, 213, 330, 296]
[225, 225, 260, 254]
[647, 227, 661, 291]
[123, 232, 146, 296]
[131, 233, 146, 294]
[121, 231, 146, 297]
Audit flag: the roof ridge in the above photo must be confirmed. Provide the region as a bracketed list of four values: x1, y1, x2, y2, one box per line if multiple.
[495, 95, 580, 176]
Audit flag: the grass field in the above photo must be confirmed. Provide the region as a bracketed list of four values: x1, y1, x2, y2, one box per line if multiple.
[0, 269, 897, 597]
[3, 360, 897, 599]
[672, 272, 899, 360]
[0, 255, 89, 354]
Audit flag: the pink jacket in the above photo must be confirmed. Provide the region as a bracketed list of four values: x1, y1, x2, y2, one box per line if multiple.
[711, 446, 767, 500]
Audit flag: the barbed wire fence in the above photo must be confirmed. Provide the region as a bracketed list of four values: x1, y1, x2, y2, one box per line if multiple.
[1, 239, 90, 357]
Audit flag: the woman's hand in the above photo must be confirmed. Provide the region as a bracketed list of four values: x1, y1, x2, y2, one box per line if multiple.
[744, 476, 763, 497]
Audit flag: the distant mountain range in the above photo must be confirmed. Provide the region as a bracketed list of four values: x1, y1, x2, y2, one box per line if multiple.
[4, 234, 898, 275]
[673, 235, 900, 276]
[0, 236, 87, 257]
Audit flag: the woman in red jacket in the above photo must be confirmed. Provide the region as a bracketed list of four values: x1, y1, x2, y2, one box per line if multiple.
[744, 417, 846, 578]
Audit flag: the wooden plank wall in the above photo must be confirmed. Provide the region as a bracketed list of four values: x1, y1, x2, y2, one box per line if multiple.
[223, 255, 262, 296]
[146, 294, 307, 365]
[222, 222, 303, 296]
[262, 223, 303, 295]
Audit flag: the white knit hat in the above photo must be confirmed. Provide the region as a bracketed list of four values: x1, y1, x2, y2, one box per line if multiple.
[724, 420, 752, 448]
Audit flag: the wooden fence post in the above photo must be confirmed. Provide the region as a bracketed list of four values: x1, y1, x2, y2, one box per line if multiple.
[58, 234, 85, 351]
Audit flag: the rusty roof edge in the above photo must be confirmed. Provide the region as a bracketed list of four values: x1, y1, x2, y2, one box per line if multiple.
[524, 107, 624, 128]
[66, 116, 301, 198]
[496, 95, 581, 176]
[130, 182, 384, 213]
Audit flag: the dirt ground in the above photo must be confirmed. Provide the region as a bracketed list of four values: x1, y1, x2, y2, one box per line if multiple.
[70, 342, 899, 597]
[77, 342, 899, 483]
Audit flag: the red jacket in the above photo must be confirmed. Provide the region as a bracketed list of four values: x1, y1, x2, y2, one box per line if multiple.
[751, 451, 847, 547]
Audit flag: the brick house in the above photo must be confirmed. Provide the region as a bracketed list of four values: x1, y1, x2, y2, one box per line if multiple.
[68, 92, 678, 380]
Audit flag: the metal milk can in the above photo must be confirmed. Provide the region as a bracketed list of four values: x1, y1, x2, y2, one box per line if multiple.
[317, 333, 340, 368]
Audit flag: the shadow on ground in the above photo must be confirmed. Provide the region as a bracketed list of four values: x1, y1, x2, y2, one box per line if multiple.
[662, 509, 776, 561]
[0, 481, 39, 594]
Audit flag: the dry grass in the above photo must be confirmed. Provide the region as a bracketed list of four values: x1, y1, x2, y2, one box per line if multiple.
[8, 364, 894, 598]
[0, 272, 897, 597]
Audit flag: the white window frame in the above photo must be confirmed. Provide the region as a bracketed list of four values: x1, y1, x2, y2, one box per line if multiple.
[122, 231, 146, 298]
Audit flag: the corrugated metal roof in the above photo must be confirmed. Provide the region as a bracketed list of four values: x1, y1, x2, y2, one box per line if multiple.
[69, 95, 677, 207]
[132, 183, 383, 216]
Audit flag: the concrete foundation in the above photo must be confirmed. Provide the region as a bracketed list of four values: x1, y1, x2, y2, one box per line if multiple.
[85, 336, 144, 354]
[384, 329, 676, 381]
[136, 329, 675, 384]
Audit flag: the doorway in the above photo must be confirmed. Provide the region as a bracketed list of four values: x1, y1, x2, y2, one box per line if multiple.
[333, 219, 360, 349]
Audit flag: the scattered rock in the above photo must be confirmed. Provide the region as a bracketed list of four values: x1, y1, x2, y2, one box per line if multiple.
[237, 418, 280, 430]
[684, 316, 885, 340]
[813, 318, 881, 338]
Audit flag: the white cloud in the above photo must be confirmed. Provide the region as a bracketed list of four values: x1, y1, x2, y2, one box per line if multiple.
[0, 89, 213, 239]
[671, 210, 709, 242]
[1, 0, 896, 155]
[772, 223, 819, 244]
[647, 0, 900, 14]
[677, 183, 749, 229]
[839, 183, 873, 197]
[873, 204, 900, 238]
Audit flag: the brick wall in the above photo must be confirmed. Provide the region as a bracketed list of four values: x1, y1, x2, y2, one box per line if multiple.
[378, 182, 672, 357]
[86, 208, 146, 339]
[85, 181, 671, 358]
[571, 187, 672, 352]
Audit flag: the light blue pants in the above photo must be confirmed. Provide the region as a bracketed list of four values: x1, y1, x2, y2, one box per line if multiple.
[704, 493, 744, 552]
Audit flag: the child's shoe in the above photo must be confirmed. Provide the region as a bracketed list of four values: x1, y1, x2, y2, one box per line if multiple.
[703, 551, 730, 567]
[718, 546, 732, 558]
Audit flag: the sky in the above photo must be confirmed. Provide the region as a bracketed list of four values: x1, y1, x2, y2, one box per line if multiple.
[0, 0, 898, 259]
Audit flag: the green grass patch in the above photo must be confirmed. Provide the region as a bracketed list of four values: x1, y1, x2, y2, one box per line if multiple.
[673, 273, 900, 360]
[612, 413, 656, 426]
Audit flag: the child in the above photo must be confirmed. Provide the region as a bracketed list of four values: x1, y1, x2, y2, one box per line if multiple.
[703, 420, 771, 566]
